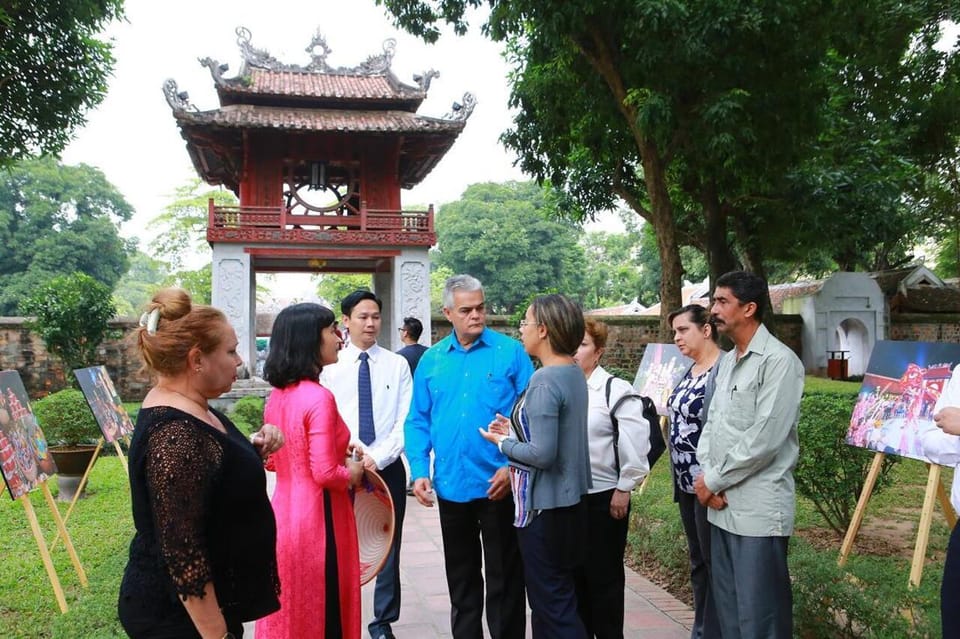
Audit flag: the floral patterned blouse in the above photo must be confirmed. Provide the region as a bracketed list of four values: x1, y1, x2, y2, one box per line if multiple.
[667, 367, 712, 494]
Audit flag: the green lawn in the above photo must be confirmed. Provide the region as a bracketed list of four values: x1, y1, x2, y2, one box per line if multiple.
[0, 377, 954, 637]
[0, 457, 131, 638]
[627, 376, 951, 637]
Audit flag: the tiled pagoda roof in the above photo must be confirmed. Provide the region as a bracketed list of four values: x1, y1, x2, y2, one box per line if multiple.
[171, 103, 469, 134]
[163, 26, 475, 191]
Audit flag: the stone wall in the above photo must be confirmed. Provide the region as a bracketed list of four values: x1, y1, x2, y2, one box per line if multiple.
[431, 313, 805, 377]
[0, 317, 151, 400]
[0, 312, 952, 401]
[887, 313, 960, 343]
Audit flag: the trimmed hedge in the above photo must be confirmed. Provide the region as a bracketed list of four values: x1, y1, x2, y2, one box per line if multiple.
[795, 391, 898, 534]
[228, 395, 265, 437]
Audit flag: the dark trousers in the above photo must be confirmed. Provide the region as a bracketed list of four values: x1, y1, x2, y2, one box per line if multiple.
[677, 491, 721, 639]
[369, 458, 408, 638]
[118, 597, 244, 638]
[710, 526, 791, 639]
[437, 495, 526, 639]
[518, 502, 588, 639]
[942, 519, 960, 637]
[575, 489, 628, 639]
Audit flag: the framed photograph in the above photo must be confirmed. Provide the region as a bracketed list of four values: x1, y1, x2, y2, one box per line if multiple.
[0, 371, 57, 500]
[632, 343, 692, 416]
[74, 366, 134, 443]
[846, 340, 960, 461]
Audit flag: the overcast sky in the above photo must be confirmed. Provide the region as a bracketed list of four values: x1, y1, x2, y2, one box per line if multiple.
[61, 0, 546, 246]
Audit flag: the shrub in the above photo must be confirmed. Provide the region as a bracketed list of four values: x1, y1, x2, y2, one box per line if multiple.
[795, 391, 898, 534]
[228, 395, 265, 437]
[791, 538, 939, 638]
[19, 272, 117, 386]
[33, 388, 102, 446]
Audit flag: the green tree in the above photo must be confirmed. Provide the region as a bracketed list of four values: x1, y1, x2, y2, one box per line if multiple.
[315, 274, 373, 309]
[579, 229, 643, 310]
[635, 222, 708, 308]
[379, 1, 959, 325]
[113, 251, 167, 316]
[0, 157, 133, 315]
[0, 1, 124, 168]
[433, 181, 585, 313]
[378, 0, 841, 328]
[149, 178, 236, 271]
[19, 272, 117, 385]
[148, 178, 238, 303]
[430, 264, 455, 312]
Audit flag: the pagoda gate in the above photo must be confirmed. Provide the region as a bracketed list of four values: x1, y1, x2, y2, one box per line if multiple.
[164, 27, 474, 370]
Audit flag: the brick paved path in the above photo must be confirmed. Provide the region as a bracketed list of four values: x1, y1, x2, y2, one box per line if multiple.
[248, 490, 693, 638]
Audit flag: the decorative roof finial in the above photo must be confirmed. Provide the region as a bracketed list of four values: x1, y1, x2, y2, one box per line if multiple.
[413, 69, 439, 92]
[445, 92, 477, 121]
[162, 79, 198, 112]
[305, 30, 333, 72]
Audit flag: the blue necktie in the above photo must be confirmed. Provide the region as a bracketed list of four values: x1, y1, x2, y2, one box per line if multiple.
[358, 351, 375, 445]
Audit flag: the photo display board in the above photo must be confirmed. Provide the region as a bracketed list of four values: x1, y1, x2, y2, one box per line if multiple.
[846, 340, 960, 461]
[0, 370, 56, 500]
[632, 343, 692, 416]
[74, 366, 134, 443]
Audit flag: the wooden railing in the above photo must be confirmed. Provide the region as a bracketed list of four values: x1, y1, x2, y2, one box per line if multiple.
[207, 200, 434, 233]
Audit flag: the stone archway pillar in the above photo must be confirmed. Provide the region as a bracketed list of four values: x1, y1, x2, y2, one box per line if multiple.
[211, 244, 257, 374]
[374, 249, 431, 350]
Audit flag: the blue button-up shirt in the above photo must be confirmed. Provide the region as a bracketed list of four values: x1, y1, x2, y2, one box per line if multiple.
[405, 327, 534, 502]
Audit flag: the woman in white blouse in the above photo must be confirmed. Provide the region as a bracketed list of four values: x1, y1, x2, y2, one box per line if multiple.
[572, 317, 650, 639]
[921, 364, 960, 636]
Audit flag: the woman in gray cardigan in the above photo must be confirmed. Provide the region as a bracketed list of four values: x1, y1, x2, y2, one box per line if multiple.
[480, 293, 591, 638]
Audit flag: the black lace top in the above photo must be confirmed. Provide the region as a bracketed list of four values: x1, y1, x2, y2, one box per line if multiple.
[119, 406, 280, 623]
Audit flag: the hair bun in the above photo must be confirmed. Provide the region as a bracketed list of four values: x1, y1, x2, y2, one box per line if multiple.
[150, 288, 192, 322]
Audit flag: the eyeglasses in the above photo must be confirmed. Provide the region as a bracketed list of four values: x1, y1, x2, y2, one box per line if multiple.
[519, 320, 541, 328]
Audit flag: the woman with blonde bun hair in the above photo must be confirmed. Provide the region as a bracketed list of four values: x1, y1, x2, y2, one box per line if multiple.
[118, 288, 284, 639]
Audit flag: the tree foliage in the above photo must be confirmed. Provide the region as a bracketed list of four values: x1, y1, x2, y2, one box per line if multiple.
[147, 179, 239, 304]
[379, 0, 960, 326]
[19, 272, 117, 385]
[315, 274, 373, 310]
[0, 0, 124, 168]
[0, 157, 133, 315]
[433, 181, 584, 313]
[112, 251, 167, 316]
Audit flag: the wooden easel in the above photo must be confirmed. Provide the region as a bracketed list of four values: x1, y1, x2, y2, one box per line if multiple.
[49, 435, 128, 552]
[636, 415, 669, 497]
[838, 451, 957, 588]
[19, 481, 88, 612]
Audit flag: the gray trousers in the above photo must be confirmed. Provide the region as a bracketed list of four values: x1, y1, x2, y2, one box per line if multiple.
[709, 526, 791, 639]
[677, 492, 721, 639]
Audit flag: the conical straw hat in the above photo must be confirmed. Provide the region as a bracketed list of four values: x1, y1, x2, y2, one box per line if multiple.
[354, 468, 395, 585]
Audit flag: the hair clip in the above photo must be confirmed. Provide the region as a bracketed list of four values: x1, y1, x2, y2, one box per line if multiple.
[139, 308, 160, 335]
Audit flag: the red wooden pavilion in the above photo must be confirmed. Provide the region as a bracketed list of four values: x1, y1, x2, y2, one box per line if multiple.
[164, 27, 474, 368]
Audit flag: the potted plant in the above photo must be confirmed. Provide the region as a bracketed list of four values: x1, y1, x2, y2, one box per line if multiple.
[33, 389, 102, 501]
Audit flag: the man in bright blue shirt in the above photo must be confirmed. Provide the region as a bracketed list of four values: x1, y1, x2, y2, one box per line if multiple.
[405, 274, 533, 639]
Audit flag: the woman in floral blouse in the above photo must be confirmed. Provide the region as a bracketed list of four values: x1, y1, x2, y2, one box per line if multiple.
[667, 304, 723, 639]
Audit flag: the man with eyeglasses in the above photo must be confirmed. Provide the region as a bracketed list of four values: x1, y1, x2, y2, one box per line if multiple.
[397, 316, 428, 374]
[405, 274, 533, 639]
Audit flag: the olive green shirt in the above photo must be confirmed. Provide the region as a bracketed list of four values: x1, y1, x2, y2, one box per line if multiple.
[698, 323, 804, 537]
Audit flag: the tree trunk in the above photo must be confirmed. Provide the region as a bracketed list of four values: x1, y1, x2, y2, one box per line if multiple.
[642, 147, 684, 340]
[575, 28, 682, 337]
[731, 211, 776, 332]
[700, 182, 739, 290]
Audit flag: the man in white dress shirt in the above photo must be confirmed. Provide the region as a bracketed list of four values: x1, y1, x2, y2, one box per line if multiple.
[321, 290, 413, 639]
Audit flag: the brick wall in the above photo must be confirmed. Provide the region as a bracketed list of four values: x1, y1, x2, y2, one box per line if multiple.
[0, 312, 949, 401]
[431, 313, 805, 377]
[887, 313, 960, 343]
[0, 318, 151, 400]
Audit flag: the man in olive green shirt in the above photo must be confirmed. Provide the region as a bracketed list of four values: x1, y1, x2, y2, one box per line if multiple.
[694, 270, 804, 639]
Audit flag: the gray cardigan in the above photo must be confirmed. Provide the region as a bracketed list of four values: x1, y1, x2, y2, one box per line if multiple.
[501, 364, 592, 510]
